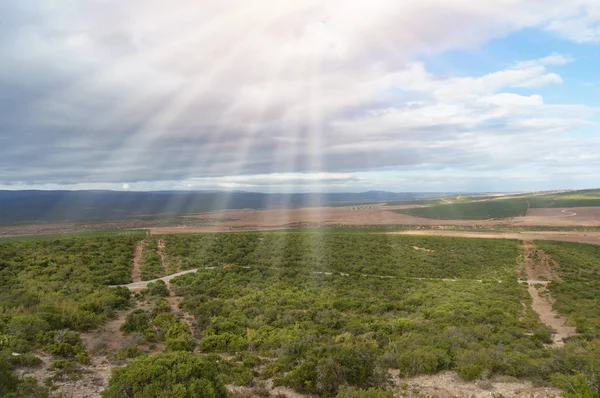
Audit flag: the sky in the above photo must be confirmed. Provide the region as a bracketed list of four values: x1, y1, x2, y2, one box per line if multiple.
[1, 1, 600, 193]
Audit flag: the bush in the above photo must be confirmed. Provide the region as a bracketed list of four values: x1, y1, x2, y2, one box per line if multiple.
[199, 333, 247, 352]
[7, 315, 50, 340]
[396, 347, 450, 375]
[316, 357, 347, 396]
[457, 364, 485, 381]
[102, 351, 227, 398]
[145, 280, 169, 297]
[113, 346, 144, 360]
[0, 358, 19, 396]
[121, 310, 151, 334]
[165, 336, 195, 352]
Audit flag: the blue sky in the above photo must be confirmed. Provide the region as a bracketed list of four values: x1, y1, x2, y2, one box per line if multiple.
[1, 1, 599, 193]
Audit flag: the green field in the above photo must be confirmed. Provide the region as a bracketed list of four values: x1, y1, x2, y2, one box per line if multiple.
[392, 189, 600, 220]
[396, 198, 529, 220]
[527, 189, 600, 208]
[2, 232, 600, 397]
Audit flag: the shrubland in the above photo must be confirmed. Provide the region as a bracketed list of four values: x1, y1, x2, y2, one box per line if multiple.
[140, 238, 164, 281]
[0, 234, 141, 395]
[163, 233, 555, 396]
[2, 231, 600, 397]
[533, 241, 600, 396]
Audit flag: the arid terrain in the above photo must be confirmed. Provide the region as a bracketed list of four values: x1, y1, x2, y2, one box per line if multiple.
[145, 203, 600, 234]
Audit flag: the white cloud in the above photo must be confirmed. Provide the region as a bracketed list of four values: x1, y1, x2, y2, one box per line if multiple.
[1, 1, 600, 190]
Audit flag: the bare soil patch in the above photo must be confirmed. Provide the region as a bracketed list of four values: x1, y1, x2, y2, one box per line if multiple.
[395, 370, 560, 398]
[412, 246, 435, 252]
[156, 238, 167, 272]
[131, 241, 144, 283]
[516, 207, 600, 226]
[523, 242, 560, 282]
[18, 303, 148, 398]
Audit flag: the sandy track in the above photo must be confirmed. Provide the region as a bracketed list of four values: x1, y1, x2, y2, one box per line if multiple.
[522, 242, 577, 347]
[116, 268, 199, 291]
[156, 238, 167, 273]
[131, 241, 144, 283]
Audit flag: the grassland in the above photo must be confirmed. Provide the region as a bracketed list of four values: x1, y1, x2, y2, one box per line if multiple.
[527, 189, 600, 208]
[396, 198, 529, 220]
[393, 189, 600, 221]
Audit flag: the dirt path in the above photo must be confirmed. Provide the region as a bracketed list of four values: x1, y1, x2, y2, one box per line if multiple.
[396, 371, 561, 398]
[156, 238, 167, 273]
[116, 268, 200, 291]
[131, 241, 144, 283]
[166, 290, 197, 339]
[18, 304, 143, 398]
[522, 242, 577, 347]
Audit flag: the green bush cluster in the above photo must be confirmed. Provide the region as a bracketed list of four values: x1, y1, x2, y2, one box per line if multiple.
[162, 233, 557, 395]
[532, 241, 600, 395]
[0, 235, 137, 393]
[102, 351, 227, 398]
[162, 232, 518, 280]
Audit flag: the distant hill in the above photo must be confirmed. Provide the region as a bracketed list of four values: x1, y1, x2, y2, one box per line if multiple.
[0, 190, 459, 225]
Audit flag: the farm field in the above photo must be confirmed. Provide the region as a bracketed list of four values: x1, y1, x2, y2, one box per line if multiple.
[2, 231, 600, 397]
[4, 189, 600, 239]
[396, 199, 530, 220]
[394, 189, 600, 221]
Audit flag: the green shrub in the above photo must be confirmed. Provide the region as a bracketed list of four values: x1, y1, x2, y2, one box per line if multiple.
[199, 333, 247, 352]
[0, 358, 19, 396]
[102, 351, 227, 398]
[457, 364, 485, 381]
[165, 336, 195, 352]
[121, 310, 152, 335]
[7, 315, 50, 340]
[113, 346, 144, 360]
[315, 357, 347, 396]
[145, 280, 170, 297]
[396, 347, 450, 375]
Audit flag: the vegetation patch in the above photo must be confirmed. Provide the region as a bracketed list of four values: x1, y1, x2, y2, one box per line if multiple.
[103, 351, 227, 398]
[396, 199, 529, 220]
[164, 232, 558, 396]
[0, 235, 138, 394]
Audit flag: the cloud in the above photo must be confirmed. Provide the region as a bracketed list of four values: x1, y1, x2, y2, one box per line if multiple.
[1, 1, 599, 190]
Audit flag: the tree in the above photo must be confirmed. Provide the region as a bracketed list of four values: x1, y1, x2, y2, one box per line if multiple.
[102, 352, 227, 398]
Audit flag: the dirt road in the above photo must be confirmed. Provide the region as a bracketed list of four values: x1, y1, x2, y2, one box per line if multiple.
[522, 242, 577, 347]
[131, 241, 144, 283]
[117, 268, 199, 291]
